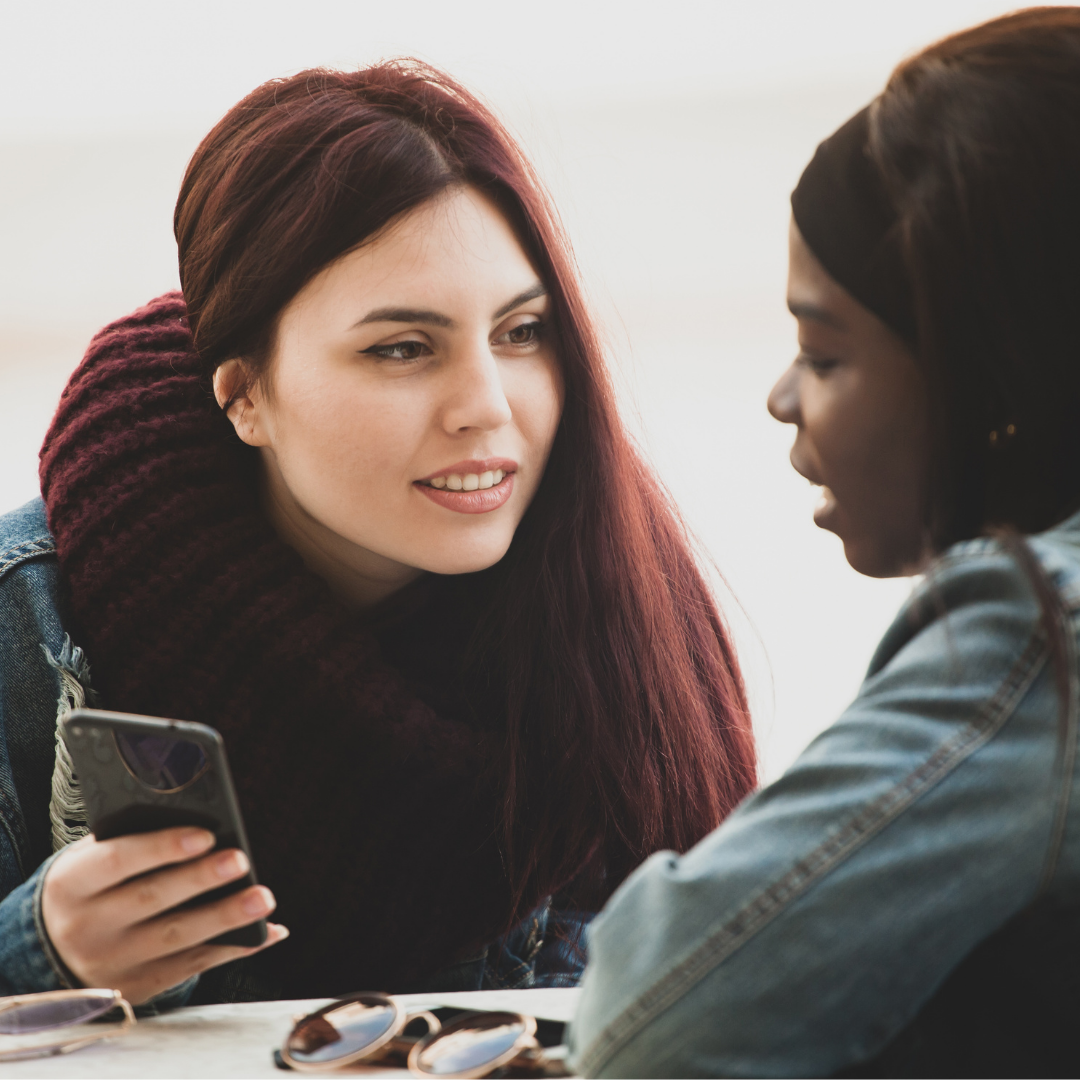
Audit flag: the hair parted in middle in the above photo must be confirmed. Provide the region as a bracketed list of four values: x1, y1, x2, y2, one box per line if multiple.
[175, 60, 756, 914]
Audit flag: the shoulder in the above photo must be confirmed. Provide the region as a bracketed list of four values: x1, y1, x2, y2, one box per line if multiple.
[0, 496, 66, 664]
[0, 499, 66, 880]
[866, 514, 1080, 680]
[0, 498, 55, 580]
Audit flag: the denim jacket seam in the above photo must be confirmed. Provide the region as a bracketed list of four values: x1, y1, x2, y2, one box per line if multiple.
[0, 806, 26, 882]
[1036, 590, 1080, 893]
[578, 628, 1049, 1077]
[0, 537, 56, 580]
[31, 851, 80, 989]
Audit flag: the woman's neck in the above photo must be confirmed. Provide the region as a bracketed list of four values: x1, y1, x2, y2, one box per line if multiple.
[259, 451, 424, 610]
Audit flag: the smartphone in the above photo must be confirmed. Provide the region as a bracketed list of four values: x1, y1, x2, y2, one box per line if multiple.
[60, 708, 267, 948]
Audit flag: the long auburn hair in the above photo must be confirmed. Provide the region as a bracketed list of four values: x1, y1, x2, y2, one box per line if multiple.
[175, 62, 755, 908]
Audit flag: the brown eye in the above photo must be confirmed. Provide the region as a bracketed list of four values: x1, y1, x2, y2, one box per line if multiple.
[363, 340, 428, 362]
[796, 352, 839, 376]
[497, 321, 543, 347]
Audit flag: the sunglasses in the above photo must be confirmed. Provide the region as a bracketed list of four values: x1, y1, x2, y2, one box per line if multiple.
[277, 992, 570, 1077]
[0, 989, 135, 1062]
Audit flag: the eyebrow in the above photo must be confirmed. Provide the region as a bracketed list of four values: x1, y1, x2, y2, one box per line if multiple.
[493, 283, 547, 319]
[354, 306, 453, 329]
[787, 300, 847, 331]
[351, 283, 548, 330]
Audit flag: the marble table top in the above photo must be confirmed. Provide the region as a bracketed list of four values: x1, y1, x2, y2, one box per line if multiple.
[0, 987, 582, 1079]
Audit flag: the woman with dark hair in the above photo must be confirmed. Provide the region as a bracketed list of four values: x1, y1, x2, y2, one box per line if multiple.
[0, 63, 755, 1006]
[570, 8, 1080, 1077]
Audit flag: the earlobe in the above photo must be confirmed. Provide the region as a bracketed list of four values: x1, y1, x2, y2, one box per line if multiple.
[212, 360, 268, 447]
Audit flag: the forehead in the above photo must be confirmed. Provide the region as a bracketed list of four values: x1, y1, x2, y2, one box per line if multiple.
[788, 220, 847, 304]
[324, 187, 535, 299]
[788, 218, 875, 335]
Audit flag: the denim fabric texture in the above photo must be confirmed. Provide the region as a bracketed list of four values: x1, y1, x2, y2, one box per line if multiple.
[0, 498, 589, 1006]
[569, 509, 1080, 1078]
[410, 906, 593, 994]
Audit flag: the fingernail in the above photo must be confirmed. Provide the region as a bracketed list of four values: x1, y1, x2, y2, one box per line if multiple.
[180, 829, 215, 854]
[214, 849, 249, 879]
[241, 886, 273, 917]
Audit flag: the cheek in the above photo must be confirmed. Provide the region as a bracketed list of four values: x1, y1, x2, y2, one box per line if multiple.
[805, 375, 900, 480]
[270, 372, 425, 484]
[799, 379, 859, 468]
[808, 371, 928, 540]
[507, 360, 563, 456]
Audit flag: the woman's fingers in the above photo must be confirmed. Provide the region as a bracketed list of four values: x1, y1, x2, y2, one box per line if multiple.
[124, 883, 278, 964]
[50, 828, 216, 899]
[40, 828, 291, 1006]
[108, 846, 252, 922]
[117, 923, 290, 1006]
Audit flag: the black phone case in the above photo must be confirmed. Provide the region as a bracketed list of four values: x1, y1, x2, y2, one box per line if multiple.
[60, 708, 267, 948]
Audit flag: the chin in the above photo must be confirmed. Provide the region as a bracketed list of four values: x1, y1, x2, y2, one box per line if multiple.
[841, 536, 919, 579]
[418, 540, 514, 577]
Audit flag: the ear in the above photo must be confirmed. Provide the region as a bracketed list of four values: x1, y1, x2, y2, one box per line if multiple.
[213, 359, 271, 447]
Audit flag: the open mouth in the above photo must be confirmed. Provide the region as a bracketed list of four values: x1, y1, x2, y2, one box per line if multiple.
[418, 468, 508, 492]
[414, 461, 517, 514]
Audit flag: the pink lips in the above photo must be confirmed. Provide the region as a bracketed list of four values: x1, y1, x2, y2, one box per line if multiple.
[414, 458, 518, 515]
[417, 473, 515, 514]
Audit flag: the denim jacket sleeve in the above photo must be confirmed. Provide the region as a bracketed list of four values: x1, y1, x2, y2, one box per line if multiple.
[569, 528, 1080, 1077]
[0, 499, 196, 1011]
[0, 854, 71, 994]
[0, 851, 197, 1012]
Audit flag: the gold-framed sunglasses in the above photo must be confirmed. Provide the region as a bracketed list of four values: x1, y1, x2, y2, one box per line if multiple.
[278, 992, 570, 1077]
[278, 992, 441, 1072]
[0, 988, 135, 1062]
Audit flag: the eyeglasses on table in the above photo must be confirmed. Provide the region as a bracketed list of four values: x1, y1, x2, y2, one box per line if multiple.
[276, 991, 571, 1077]
[0, 988, 135, 1062]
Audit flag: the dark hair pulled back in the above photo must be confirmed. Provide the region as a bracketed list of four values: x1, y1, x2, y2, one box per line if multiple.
[868, 7, 1080, 548]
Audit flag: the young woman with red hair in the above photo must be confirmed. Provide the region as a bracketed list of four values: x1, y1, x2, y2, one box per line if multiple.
[0, 63, 755, 1007]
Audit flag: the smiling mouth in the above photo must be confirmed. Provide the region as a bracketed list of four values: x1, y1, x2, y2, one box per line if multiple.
[419, 468, 508, 492]
[413, 466, 516, 515]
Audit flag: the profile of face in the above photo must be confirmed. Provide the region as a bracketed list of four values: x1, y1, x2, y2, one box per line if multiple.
[768, 219, 931, 578]
[214, 185, 564, 606]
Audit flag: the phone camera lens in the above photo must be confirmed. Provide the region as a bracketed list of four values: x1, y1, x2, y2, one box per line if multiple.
[114, 731, 210, 792]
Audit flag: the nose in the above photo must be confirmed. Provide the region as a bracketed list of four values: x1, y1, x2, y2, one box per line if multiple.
[767, 362, 801, 426]
[440, 340, 513, 434]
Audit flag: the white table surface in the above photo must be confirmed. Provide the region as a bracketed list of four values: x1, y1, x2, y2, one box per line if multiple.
[0, 988, 582, 1079]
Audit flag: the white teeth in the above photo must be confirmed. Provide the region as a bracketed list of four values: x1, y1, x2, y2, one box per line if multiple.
[427, 469, 508, 491]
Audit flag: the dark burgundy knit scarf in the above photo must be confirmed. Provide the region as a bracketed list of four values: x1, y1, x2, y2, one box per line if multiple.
[39, 293, 530, 996]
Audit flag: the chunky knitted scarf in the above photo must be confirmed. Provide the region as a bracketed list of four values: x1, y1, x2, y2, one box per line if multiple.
[39, 293, 534, 996]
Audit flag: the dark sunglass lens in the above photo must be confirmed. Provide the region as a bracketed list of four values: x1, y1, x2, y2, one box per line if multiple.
[0, 993, 116, 1034]
[114, 731, 208, 791]
[287, 1000, 398, 1064]
[415, 1016, 527, 1076]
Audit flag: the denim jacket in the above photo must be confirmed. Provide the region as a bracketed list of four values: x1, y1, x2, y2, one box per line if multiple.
[570, 510, 1080, 1077]
[0, 498, 586, 1006]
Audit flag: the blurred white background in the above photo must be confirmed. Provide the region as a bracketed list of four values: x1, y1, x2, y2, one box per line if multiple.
[0, 0, 1048, 778]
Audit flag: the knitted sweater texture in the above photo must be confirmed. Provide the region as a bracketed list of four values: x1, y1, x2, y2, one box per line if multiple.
[38, 293, 525, 996]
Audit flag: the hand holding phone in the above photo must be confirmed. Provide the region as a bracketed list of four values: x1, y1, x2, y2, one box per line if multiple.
[41, 709, 289, 1004]
[41, 827, 288, 1004]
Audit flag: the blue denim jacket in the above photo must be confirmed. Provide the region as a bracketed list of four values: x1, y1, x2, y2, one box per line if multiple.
[0, 498, 587, 1005]
[570, 511, 1080, 1077]
[0, 498, 197, 1009]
